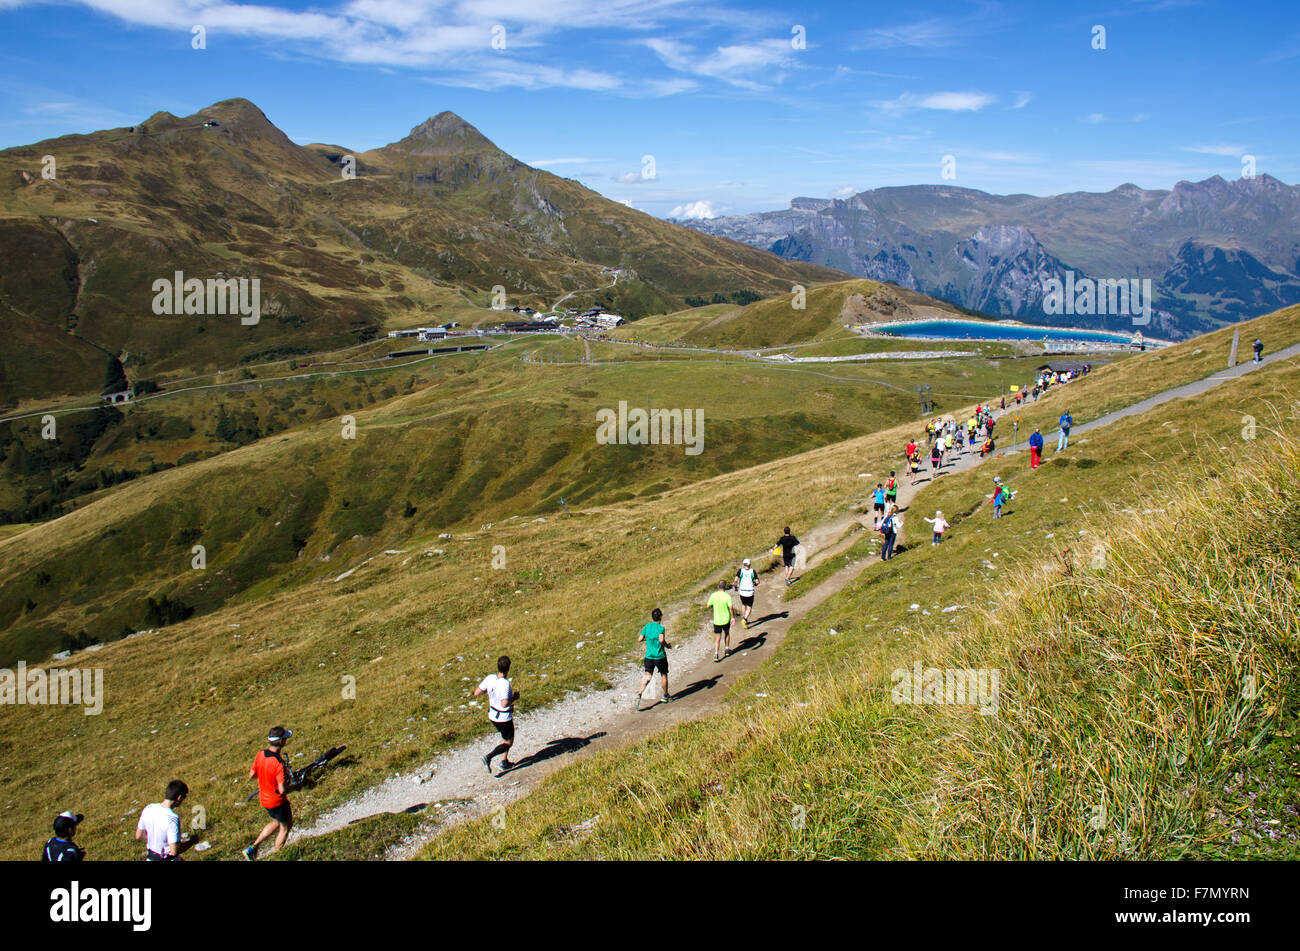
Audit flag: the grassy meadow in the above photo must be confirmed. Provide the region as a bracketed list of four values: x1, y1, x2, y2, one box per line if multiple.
[416, 350, 1300, 860]
[1, 304, 1297, 861]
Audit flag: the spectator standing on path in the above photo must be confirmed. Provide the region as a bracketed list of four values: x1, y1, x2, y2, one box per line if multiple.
[634, 608, 672, 709]
[707, 579, 734, 661]
[1254, 338, 1264, 363]
[923, 510, 949, 545]
[1029, 427, 1044, 469]
[42, 812, 85, 862]
[879, 503, 901, 560]
[1057, 410, 1074, 451]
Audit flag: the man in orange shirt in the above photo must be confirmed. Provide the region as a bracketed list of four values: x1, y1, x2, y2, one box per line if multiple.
[243, 726, 293, 860]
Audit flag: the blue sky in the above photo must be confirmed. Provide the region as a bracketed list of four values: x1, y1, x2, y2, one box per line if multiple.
[1, 0, 1296, 218]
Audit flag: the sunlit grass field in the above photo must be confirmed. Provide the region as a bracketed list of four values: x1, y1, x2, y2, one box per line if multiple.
[1, 305, 1297, 861]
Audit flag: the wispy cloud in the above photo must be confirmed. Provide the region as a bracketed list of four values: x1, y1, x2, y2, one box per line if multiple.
[643, 36, 797, 91]
[854, 3, 1002, 50]
[1083, 112, 1106, 124]
[5, 0, 736, 94]
[1010, 91, 1032, 109]
[1181, 143, 1247, 156]
[872, 91, 997, 114]
[528, 157, 598, 167]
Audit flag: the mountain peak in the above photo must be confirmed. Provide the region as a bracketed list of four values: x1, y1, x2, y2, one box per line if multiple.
[391, 111, 498, 154]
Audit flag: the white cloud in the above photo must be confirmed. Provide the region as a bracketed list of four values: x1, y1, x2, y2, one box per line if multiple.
[528, 157, 597, 167]
[857, 16, 968, 50]
[644, 36, 794, 90]
[1010, 91, 1032, 109]
[830, 185, 856, 197]
[669, 200, 716, 219]
[612, 171, 645, 183]
[11, 0, 726, 94]
[872, 90, 996, 114]
[1182, 143, 1247, 156]
[1083, 113, 1106, 124]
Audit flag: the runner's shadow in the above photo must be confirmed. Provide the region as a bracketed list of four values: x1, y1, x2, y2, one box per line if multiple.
[749, 611, 788, 626]
[666, 675, 722, 703]
[500, 732, 608, 775]
[732, 631, 768, 651]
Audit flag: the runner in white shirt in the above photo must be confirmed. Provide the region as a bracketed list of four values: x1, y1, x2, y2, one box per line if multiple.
[734, 558, 759, 629]
[135, 780, 188, 861]
[474, 655, 521, 775]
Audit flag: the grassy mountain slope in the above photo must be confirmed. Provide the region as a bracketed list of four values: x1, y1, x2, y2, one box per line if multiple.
[418, 344, 1300, 859]
[0, 304, 1295, 860]
[0, 335, 1056, 665]
[0, 100, 843, 405]
[610, 278, 976, 350]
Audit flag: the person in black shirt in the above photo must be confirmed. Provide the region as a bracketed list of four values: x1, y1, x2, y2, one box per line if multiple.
[42, 812, 85, 862]
[776, 527, 800, 586]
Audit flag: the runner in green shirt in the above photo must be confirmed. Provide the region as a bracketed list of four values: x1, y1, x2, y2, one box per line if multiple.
[634, 608, 672, 710]
[706, 578, 734, 662]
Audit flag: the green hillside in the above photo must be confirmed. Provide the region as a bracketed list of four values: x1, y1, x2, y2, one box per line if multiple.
[418, 320, 1300, 860]
[0, 302, 1295, 861]
[613, 279, 978, 350]
[0, 99, 844, 405]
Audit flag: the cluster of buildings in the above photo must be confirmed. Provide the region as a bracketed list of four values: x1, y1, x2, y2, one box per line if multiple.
[386, 322, 459, 342]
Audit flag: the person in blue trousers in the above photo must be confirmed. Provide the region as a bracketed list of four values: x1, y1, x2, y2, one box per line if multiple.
[1057, 411, 1073, 451]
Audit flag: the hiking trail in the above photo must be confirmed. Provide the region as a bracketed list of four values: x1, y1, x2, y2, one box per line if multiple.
[292, 343, 1300, 858]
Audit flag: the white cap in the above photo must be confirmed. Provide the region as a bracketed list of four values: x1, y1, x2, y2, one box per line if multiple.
[742, 558, 751, 565]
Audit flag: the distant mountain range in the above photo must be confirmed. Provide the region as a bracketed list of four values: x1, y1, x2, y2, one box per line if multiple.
[0, 99, 841, 404]
[681, 176, 1300, 339]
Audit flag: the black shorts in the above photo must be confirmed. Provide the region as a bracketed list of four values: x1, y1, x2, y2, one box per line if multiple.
[740, 594, 754, 607]
[873, 502, 884, 513]
[492, 719, 515, 741]
[265, 801, 293, 826]
[782, 553, 795, 567]
[713, 622, 731, 635]
[643, 656, 668, 675]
